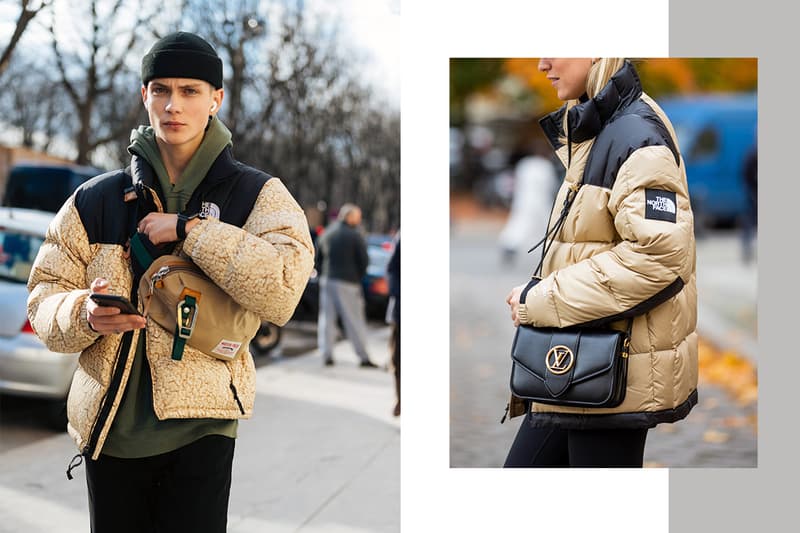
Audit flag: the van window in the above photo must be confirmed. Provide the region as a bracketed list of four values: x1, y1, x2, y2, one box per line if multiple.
[689, 127, 719, 160]
[3, 166, 95, 213]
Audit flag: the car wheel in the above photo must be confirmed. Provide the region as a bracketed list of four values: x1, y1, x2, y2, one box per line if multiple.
[250, 323, 282, 356]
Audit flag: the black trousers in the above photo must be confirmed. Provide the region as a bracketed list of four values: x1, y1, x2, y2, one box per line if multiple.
[504, 417, 648, 468]
[391, 322, 400, 409]
[85, 435, 235, 533]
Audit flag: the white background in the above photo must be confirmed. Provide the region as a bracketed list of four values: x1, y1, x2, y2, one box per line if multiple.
[401, 1, 670, 531]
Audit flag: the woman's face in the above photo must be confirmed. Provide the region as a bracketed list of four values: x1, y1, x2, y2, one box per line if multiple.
[538, 58, 594, 101]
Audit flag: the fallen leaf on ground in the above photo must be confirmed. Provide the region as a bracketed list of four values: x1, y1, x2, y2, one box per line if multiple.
[697, 338, 758, 406]
[721, 416, 749, 428]
[703, 430, 731, 444]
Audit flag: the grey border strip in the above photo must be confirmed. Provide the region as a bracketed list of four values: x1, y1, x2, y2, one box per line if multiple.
[670, 1, 789, 531]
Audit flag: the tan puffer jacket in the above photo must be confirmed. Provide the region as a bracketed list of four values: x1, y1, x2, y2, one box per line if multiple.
[509, 61, 698, 429]
[27, 156, 314, 459]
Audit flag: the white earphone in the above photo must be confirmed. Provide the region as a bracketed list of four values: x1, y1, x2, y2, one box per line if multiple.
[210, 102, 217, 112]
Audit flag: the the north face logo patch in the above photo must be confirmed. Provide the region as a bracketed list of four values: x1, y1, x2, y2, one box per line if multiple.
[200, 201, 221, 220]
[645, 189, 677, 223]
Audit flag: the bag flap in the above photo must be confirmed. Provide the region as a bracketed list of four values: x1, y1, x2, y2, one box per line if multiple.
[511, 326, 623, 385]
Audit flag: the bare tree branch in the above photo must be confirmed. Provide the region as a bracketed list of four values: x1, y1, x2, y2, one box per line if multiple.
[0, 0, 52, 76]
[50, 21, 80, 106]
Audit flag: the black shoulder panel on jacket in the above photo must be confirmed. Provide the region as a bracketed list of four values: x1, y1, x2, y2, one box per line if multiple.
[222, 164, 271, 228]
[186, 163, 272, 229]
[583, 99, 679, 190]
[73, 169, 133, 246]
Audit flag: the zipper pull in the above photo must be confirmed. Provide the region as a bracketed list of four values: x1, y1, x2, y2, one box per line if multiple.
[500, 402, 510, 424]
[150, 266, 170, 293]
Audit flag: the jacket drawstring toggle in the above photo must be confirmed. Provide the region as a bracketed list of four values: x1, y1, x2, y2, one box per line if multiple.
[66, 453, 84, 480]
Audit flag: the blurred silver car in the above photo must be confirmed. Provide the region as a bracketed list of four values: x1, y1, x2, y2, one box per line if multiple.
[0, 207, 78, 405]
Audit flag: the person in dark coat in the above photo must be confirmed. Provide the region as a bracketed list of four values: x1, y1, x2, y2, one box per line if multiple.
[316, 203, 377, 367]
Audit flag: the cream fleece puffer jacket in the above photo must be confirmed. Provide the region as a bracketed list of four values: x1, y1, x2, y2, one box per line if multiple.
[27, 149, 314, 459]
[508, 61, 698, 429]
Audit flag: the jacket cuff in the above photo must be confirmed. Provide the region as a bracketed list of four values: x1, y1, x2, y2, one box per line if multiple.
[517, 303, 532, 325]
[181, 218, 212, 256]
[80, 292, 102, 340]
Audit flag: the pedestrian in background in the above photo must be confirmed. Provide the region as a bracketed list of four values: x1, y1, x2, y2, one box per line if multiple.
[497, 139, 558, 264]
[26, 32, 313, 532]
[386, 230, 400, 416]
[504, 58, 698, 467]
[741, 144, 757, 263]
[316, 203, 378, 368]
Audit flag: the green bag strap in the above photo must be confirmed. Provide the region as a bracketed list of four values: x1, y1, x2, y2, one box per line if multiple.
[172, 294, 198, 361]
[129, 232, 154, 271]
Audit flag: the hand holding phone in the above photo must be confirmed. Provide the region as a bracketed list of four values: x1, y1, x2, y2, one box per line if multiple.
[89, 293, 142, 316]
[86, 278, 147, 335]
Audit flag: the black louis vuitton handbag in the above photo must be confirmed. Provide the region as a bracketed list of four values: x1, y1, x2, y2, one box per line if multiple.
[509, 182, 632, 409]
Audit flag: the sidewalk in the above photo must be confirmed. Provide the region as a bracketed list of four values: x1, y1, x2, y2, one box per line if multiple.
[0, 325, 399, 533]
[694, 232, 758, 362]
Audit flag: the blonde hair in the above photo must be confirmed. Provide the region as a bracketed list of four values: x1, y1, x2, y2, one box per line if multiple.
[337, 203, 360, 222]
[562, 58, 627, 137]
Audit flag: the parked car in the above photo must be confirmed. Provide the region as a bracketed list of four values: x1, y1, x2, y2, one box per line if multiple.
[3, 162, 102, 213]
[0, 207, 77, 429]
[658, 92, 757, 228]
[363, 234, 394, 320]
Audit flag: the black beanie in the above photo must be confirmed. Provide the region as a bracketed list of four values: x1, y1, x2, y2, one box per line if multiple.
[141, 32, 223, 89]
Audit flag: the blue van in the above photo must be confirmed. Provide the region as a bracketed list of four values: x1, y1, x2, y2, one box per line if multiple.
[2, 163, 102, 213]
[658, 92, 756, 227]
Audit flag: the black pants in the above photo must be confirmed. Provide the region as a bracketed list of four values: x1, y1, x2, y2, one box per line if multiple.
[504, 417, 648, 467]
[391, 322, 400, 409]
[85, 435, 235, 533]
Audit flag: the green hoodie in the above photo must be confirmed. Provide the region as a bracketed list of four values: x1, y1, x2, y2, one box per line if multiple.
[128, 116, 232, 213]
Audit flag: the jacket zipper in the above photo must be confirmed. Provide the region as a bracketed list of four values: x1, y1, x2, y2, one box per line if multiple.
[229, 382, 246, 415]
[69, 178, 164, 477]
[67, 329, 135, 478]
[225, 363, 246, 415]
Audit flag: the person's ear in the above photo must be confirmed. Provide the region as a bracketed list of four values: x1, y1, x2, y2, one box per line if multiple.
[209, 86, 224, 115]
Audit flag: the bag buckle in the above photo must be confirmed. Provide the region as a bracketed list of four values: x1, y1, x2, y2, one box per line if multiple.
[177, 295, 198, 339]
[621, 337, 631, 359]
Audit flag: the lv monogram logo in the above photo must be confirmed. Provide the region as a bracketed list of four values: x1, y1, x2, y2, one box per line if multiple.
[545, 345, 575, 375]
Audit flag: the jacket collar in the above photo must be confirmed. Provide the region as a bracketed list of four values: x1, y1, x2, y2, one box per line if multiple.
[130, 145, 240, 206]
[539, 60, 643, 150]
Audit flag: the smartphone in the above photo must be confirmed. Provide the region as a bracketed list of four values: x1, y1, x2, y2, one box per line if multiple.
[90, 293, 142, 316]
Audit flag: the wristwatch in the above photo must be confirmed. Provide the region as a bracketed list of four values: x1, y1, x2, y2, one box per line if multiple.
[176, 212, 205, 240]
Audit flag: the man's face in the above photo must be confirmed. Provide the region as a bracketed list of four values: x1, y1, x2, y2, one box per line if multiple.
[141, 78, 223, 153]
